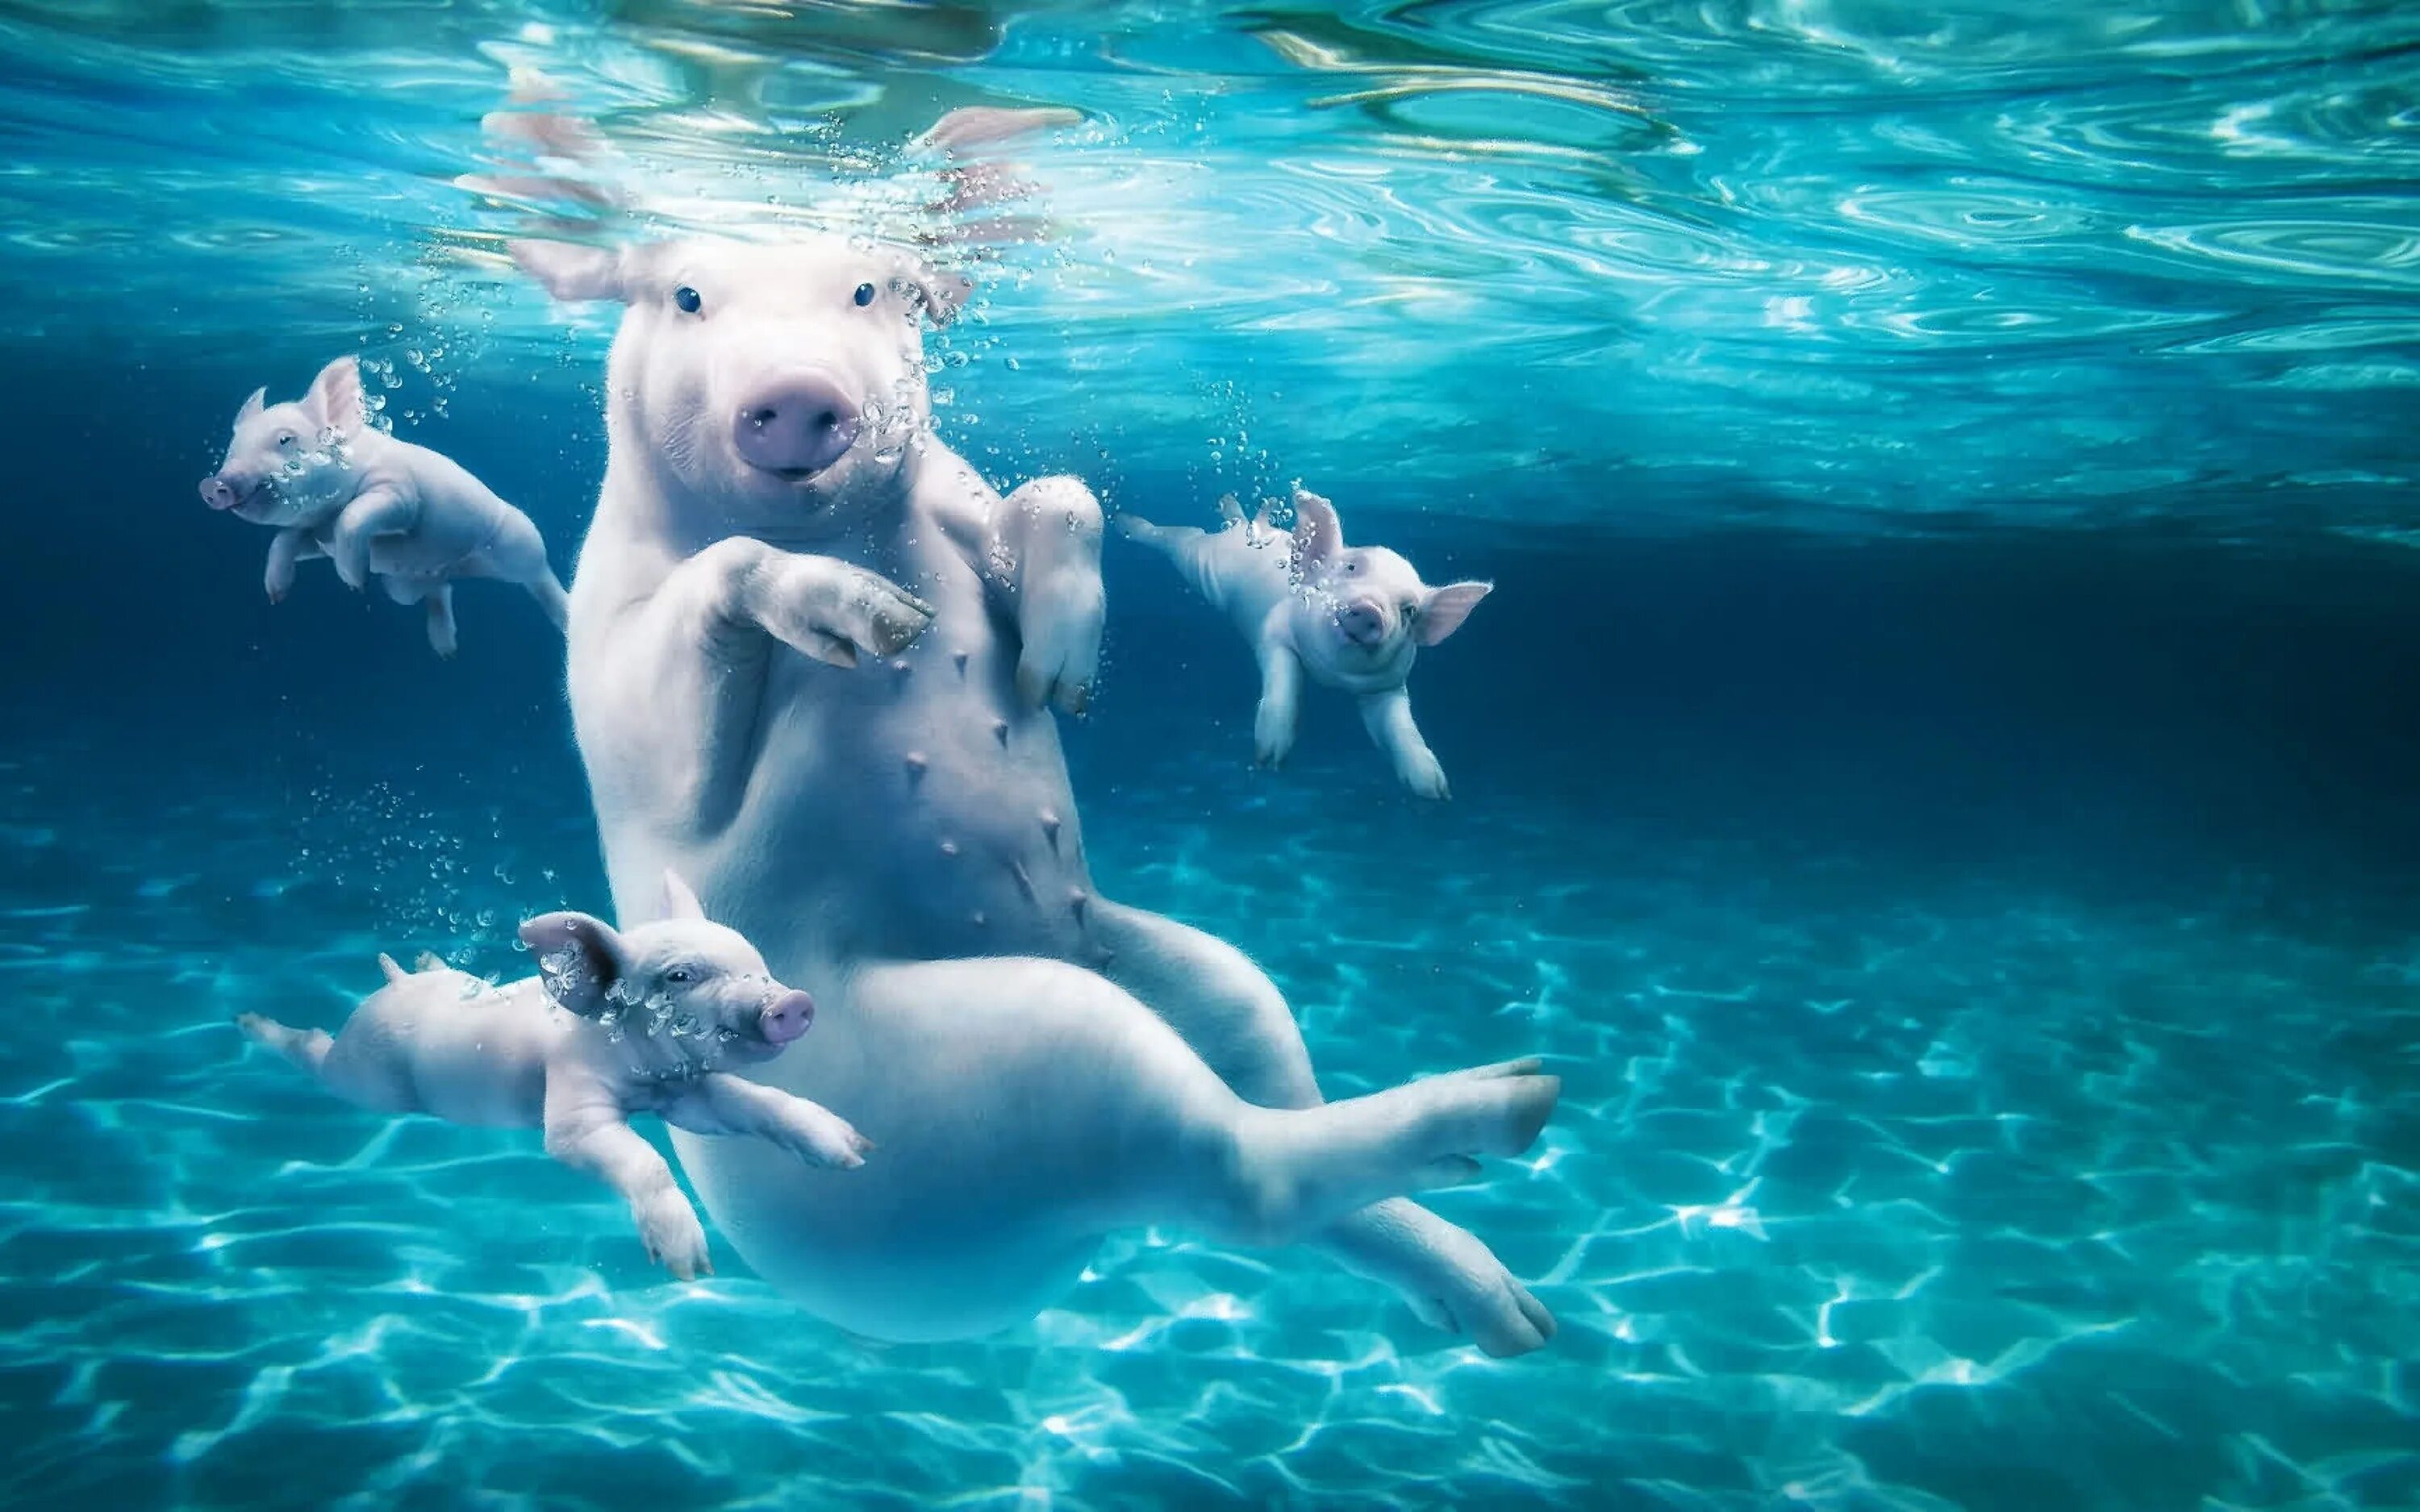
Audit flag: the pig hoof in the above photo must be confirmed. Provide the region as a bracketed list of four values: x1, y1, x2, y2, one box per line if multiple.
[1400, 756, 1450, 801]
[782, 1107, 874, 1168]
[635, 1191, 711, 1280]
[1388, 1218, 1558, 1358]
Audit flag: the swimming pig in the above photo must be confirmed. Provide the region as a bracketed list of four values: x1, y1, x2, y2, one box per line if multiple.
[1120, 487, 1492, 799]
[514, 231, 1561, 1355]
[198, 356, 570, 656]
[235, 873, 865, 1281]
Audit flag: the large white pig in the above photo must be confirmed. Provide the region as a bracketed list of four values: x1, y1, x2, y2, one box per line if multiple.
[199, 356, 570, 656]
[1122, 488, 1492, 799]
[516, 232, 1562, 1355]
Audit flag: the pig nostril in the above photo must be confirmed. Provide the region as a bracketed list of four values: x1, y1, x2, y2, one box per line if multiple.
[747, 408, 776, 430]
[815, 410, 837, 431]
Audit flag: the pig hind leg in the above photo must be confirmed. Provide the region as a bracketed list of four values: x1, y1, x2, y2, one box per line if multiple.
[237, 1006, 420, 1115]
[469, 519, 571, 631]
[425, 585, 458, 658]
[236, 1013, 333, 1077]
[522, 569, 570, 630]
[1094, 902, 1561, 1356]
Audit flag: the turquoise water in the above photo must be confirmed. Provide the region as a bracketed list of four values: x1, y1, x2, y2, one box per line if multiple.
[3, 3, 2419, 1509]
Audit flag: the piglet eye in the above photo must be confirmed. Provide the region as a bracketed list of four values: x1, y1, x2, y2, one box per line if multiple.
[853, 281, 877, 307]
[665, 967, 694, 985]
[674, 285, 703, 314]
[276, 432, 298, 449]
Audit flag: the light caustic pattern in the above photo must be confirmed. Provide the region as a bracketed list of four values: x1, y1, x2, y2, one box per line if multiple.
[0, 2, 2415, 531]
[0, 731, 2412, 1510]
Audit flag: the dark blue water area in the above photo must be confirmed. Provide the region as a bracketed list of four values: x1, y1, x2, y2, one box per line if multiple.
[2, 364, 2418, 1509]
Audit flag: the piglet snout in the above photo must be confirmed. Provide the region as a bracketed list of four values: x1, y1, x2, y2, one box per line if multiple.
[760, 989, 816, 1046]
[199, 475, 240, 510]
[1339, 599, 1388, 645]
[734, 371, 862, 478]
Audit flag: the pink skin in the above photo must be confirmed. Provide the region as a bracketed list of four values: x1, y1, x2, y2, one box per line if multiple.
[759, 989, 816, 1046]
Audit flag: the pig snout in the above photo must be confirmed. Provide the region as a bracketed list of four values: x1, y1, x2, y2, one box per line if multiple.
[1338, 599, 1389, 646]
[733, 371, 861, 478]
[759, 989, 816, 1046]
[199, 475, 242, 510]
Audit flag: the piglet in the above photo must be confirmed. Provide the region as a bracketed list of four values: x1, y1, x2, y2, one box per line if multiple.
[198, 356, 570, 656]
[1121, 486, 1491, 799]
[236, 872, 867, 1281]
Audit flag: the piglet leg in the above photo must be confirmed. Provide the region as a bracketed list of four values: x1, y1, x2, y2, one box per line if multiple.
[327, 485, 419, 591]
[425, 584, 458, 658]
[542, 1077, 711, 1279]
[663, 1073, 873, 1169]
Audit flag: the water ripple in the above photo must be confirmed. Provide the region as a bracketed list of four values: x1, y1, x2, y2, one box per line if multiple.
[0, 3, 2414, 524]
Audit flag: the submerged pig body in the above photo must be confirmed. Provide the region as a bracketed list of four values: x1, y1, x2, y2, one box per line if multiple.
[1121, 489, 1492, 799]
[518, 232, 1562, 1356]
[236, 874, 857, 1280]
[200, 356, 570, 656]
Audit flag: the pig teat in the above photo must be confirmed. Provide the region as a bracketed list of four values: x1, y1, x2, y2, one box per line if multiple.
[733, 369, 861, 478]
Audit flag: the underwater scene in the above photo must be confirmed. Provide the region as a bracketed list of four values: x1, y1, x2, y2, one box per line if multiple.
[3, 2, 2418, 1508]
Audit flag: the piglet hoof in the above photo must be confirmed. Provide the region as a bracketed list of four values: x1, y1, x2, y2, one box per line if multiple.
[1399, 752, 1450, 802]
[634, 1189, 711, 1281]
[778, 1102, 874, 1169]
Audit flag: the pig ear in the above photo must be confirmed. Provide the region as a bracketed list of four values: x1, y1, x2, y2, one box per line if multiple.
[660, 869, 708, 923]
[235, 386, 267, 429]
[519, 910, 632, 1017]
[511, 240, 631, 303]
[300, 356, 365, 441]
[890, 256, 972, 327]
[1417, 581, 1492, 646]
[1291, 487, 1344, 573]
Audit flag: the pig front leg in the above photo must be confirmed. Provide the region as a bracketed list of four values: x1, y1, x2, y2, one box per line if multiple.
[1254, 639, 1303, 768]
[541, 1075, 711, 1279]
[1360, 686, 1449, 800]
[661, 1073, 874, 1169]
[999, 477, 1105, 714]
[327, 485, 419, 591]
[598, 537, 933, 827]
[263, 527, 323, 603]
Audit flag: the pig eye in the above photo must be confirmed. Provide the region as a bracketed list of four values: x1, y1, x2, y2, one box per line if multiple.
[853, 281, 877, 307]
[674, 285, 703, 315]
[664, 966, 695, 985]
[276, 432, 298, 449]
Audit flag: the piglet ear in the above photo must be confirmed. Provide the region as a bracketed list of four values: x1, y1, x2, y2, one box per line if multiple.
[236, 386, 267, 429]
[511, 240, 632, 303]
[300, 356, 365, 441]
[1417, 581, 1492, 646]
[891, 255, 972, 327]
[519, 910, 631, 1017]
[1291, 485, 1343, 574]
[661, 869, 708, 923]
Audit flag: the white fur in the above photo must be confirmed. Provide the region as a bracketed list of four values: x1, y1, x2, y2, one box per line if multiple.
[236, 873, 857, 1280]
[200, 356, 571, 656]
[1121, 487, 1493, 799]
[521, 232, 1562, 1353]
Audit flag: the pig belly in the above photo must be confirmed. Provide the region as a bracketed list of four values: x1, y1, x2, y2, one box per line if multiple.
[357, 981, 554, 1127]
[717, 613, 1107, 969]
